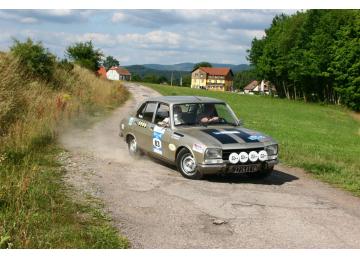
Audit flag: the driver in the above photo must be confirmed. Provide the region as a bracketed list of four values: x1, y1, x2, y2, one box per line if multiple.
[158, 105, 184, 127]
[197, 103, 219, 124]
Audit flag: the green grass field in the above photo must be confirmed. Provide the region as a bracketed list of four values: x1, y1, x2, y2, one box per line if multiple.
[142, 83, 360, 196]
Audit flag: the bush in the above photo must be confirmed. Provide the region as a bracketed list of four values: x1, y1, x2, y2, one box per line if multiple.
[58, 58, 74, 73]
[65, 41, 103, 72]
[10, 38, 56, 82]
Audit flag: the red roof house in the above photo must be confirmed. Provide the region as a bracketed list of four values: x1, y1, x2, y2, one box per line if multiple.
[97, 66, 107, 78]
[106, 66, 131, 81]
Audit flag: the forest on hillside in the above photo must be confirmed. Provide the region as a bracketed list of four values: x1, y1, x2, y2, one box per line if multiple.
[248, 9, 360, 111]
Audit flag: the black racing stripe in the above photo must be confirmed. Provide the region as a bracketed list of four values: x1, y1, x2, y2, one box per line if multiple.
[201, 129, 238, 144]
[224, 128, 260, 143]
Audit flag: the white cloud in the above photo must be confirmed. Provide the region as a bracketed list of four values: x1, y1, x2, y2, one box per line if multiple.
[19, 17, 38, 24]
[0, 10, 301, 64]
[117, 31, 181, 47]
[0, 10, 93, 24]
[111, 12, 126, 23]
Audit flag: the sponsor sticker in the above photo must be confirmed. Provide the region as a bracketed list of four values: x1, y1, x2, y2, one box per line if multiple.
[152, 125, 165, 155]
[154, 125, 165, 134]
[258, 150, 268, 161]
[137, 120, 147, 128]
[193, 143, 205, 153]
[229, 152, 240, 164]
[214, 131, 240, 135]
[169, 144, 176, 151]
[248, 135, 266, 141]
[128, 117, 134, 126]
[239, 152, 249, 163]
[153, 138, 162, 154]
[249, 151, 259, 162]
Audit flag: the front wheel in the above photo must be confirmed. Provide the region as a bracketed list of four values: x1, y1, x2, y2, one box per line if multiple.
[127, 135, 141, 157]
[176, 149, 203, 180]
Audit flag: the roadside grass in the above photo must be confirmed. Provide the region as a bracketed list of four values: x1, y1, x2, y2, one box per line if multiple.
[142, 83, 360, 196]
[0, 54, 129, 248]
[0, 145, 129, 248]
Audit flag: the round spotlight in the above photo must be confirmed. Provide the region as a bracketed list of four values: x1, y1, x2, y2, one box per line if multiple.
[249, 151, 259, 162]
[229, 152, 240, 164]
[239, 152, 249, 163]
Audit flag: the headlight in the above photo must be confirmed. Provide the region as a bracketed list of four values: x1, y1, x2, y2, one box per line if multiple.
[265, 144, 278, 155]
[205, 148, 222, 159]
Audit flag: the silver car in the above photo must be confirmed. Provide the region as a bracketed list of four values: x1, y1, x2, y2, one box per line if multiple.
[120, 96, 278, 179]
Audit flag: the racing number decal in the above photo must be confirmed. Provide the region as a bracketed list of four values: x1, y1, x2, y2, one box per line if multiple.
[153, 138, 162, 149]
[152, 126, 165, 155]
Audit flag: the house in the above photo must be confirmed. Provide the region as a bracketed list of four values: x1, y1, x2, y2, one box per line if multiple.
[106, 66, 131, 81]
[244, 80, 276, 95]
[191, 67, 234, 91]
[96, 66, 107, 78]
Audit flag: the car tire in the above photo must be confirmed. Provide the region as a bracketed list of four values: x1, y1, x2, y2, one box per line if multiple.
[127, 135, 141, 157]
[248, 166, 273, 179]
[176, 148, 203, 180]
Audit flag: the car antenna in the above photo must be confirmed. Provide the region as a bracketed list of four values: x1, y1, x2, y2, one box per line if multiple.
[194, 96, 202, 101]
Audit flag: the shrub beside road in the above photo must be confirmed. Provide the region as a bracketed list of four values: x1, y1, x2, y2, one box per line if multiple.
[0, 44, 129, 248]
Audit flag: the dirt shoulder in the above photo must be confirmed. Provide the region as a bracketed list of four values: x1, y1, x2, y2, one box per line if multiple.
[59, 82, 360, 248]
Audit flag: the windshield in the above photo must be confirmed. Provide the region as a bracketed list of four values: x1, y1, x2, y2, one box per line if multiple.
[173, 103, 238, 127]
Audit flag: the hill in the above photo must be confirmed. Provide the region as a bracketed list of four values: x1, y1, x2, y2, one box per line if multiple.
[125, 65, 190, 84]
[137, 62, 250, 72]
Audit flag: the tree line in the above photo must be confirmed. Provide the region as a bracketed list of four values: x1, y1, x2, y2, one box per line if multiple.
[247, 10, 360, 111]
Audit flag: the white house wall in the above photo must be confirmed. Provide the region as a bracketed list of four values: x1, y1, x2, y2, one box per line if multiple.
[106, 70, 120, 81]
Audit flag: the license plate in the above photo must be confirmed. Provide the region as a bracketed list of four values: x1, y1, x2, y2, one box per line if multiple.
[230, 164, 259, 174]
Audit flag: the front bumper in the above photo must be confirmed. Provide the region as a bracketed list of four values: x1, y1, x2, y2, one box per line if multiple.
[197, 159, 278, 175]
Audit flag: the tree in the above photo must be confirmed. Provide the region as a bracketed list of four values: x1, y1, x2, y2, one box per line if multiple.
[131, 73, 141, 82]
[247, 9, 360, 110]
[102, 55, 119, 70]
[193, 61, 212, 70]
[157, 76, 168, 84]
[182, 74, 191, 87]
[10, 38, 56, 81]
[65, 41, 103, 72]
[143, 74, 159, 83]
[233, 69, 257, 90]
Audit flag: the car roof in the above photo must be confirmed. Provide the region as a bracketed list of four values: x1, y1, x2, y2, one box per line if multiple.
[144, 95, 225, 105]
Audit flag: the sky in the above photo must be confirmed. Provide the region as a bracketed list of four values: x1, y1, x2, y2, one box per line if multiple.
[0, 9, 299, 65]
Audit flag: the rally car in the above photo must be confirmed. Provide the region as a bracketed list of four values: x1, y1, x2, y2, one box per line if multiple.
[119, 96, 278, 180]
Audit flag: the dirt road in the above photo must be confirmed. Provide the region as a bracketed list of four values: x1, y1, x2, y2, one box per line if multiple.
[59, 82, 360, 248]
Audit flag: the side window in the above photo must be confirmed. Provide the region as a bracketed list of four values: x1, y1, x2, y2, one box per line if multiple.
[137, 102, 157, 122]
[154, 103, 170, 125]
[136, 103, 146, 119]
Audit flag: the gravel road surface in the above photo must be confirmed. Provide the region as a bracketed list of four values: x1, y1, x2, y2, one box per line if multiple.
[59, 82, 360, 248]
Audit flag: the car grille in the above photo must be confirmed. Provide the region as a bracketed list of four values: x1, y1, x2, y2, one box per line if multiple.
[222, 147, 264, 164]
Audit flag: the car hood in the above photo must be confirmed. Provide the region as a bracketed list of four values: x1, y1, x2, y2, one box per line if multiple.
[175, 126, 275, 149]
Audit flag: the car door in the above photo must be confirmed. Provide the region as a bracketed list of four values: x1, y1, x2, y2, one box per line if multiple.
[134, 101, 157, 151]
[152, 103, 173, 159]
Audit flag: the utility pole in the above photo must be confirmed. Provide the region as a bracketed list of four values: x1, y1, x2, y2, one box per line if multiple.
[171, 71, 173, 86]
[180, 72, 182, 87]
